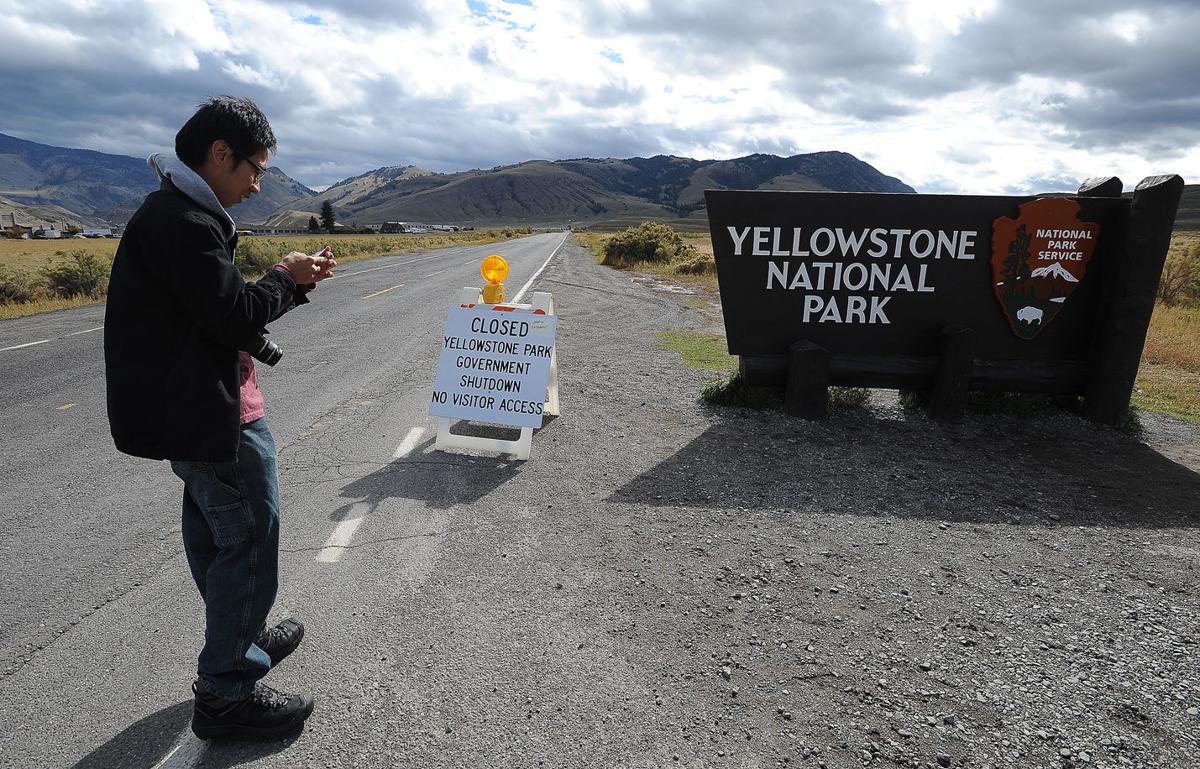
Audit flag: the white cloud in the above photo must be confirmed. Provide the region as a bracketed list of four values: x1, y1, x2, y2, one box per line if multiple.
[0, 0, 1195, 193]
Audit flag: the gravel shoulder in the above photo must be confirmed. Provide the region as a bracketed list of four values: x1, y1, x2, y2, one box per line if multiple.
[520, 237, 1200, 769]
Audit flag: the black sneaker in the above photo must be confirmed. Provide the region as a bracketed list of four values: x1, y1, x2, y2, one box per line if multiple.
[257, 618, 305, 667]
[191, 681, 315, 740]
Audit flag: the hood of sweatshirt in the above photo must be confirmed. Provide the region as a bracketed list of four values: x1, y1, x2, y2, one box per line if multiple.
[147, 153, 236, 241]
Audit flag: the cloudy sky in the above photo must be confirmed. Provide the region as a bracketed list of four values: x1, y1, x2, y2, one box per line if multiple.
[1, 0, 1196, 194]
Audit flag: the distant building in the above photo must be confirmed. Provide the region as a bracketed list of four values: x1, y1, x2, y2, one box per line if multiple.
[239, 227, 308, 236]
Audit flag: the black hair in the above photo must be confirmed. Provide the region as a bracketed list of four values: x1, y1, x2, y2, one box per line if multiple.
[175, 96, 277, 169]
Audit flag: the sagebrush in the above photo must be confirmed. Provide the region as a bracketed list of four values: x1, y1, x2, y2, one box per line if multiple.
[40, 251, 110, 299]
[602, 221, 698, 267]
[0, 265, 39, 304]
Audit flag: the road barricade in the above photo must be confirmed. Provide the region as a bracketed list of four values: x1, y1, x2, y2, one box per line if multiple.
[429, 286, 559, 460]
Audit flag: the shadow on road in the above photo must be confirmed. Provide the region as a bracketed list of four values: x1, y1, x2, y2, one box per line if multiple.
[69, 700, 303, 769]
[331, 417, 560, 516]
[609, 412, 1200, 528]
[70, 702, 191, 769]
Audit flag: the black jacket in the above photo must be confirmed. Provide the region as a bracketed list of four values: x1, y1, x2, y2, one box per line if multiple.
[105, 184, 302, 461]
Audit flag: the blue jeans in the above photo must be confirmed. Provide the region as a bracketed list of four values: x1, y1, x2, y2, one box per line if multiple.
[171, 417, 279, 699]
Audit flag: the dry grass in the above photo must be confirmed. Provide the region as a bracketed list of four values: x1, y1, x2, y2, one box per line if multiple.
[0, 239, 119, 272]
[0, 294, 100, 320]
[1133, 363, 1200, 424]
[1136, 299, 1200, 424]
[0, 231, 523, 320]
[1135, 233, 1200, 424]
[1144, 302, 1200, 370]
[572, 231, 612, 262]
[1170, 231, 1200, 253]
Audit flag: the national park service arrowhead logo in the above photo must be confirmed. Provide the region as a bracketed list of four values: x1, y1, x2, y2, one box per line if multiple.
[991, 198, 1099, 339]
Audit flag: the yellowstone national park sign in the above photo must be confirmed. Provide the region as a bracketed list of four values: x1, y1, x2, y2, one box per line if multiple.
[705, 176, 1184, 424]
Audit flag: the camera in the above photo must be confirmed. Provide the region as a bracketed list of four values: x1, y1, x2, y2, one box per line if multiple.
[246, 332, 283, 367]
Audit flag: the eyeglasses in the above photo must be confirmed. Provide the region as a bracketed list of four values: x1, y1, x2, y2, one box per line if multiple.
[243, 157, 268, 184]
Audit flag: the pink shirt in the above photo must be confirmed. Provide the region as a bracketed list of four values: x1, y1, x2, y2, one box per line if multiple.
[239, 352, 265, 424]
[239, 264, 305, 424]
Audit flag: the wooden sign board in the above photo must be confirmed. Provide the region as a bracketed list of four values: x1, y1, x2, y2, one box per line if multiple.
[706, 175, 1184, 424]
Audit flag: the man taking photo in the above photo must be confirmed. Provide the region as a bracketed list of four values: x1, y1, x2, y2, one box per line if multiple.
[104, 95, 334, 739]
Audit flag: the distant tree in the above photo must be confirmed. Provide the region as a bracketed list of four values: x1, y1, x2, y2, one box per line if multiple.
[320, 201, 336, 233]
[307, 216, 320, 232]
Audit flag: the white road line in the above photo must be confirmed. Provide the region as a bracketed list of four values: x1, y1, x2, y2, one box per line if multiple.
[0, 339, 51, 352]
[149, 732, 207, 769]
[316, 502, 369, 563]
[393, 427, 425, 459]
[425, 269, 446, 278]
[63, 326, 104, 338]
[462, 258, 477, 266]
[512, 233, 569, 303]
[1, 325, 103, 353]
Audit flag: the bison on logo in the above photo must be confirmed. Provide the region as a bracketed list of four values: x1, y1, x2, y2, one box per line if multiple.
[991, 198, 1099, 340]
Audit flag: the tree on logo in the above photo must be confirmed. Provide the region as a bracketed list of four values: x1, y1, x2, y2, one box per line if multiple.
[1001, 224, 1032, 297]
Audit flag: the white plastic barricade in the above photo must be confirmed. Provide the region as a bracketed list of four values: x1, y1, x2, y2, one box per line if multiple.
[429, 289, 559, 460]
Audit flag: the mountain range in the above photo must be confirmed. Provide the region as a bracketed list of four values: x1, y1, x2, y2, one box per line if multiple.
[260, 152, 919, 230]
[2, 130, 1197, 232]
[0, 132, 317, 228]
[0, 132, 916, 230]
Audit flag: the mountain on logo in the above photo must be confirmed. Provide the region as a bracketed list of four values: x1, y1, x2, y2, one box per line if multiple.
[1030, 263, 1078, 282]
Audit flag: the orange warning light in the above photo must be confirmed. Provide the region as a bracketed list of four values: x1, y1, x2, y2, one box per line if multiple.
[481, 255, 508, 304]
[481, 255, 508, 284]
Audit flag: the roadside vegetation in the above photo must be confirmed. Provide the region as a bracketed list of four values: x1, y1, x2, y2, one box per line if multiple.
[585, 223, 1200, 426]
[658, 330, 733, 370]
[0, 229, 532, 320]
[1137, 232, 1200, 423]
[575, 222, 716, 288]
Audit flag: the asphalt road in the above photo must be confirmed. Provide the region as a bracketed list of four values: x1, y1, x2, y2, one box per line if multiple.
[3, 232, 1197, 769]
[0, 232, 568, 767]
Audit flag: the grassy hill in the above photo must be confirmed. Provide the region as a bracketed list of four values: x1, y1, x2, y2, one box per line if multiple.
[263, 151, 917, 230]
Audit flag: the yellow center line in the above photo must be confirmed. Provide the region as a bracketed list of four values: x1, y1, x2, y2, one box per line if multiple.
[362, 283, 405, 299]
[57, 403, 77, 411]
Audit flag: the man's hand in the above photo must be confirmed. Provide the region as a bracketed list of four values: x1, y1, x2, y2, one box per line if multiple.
[279, 246, 337, 283]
